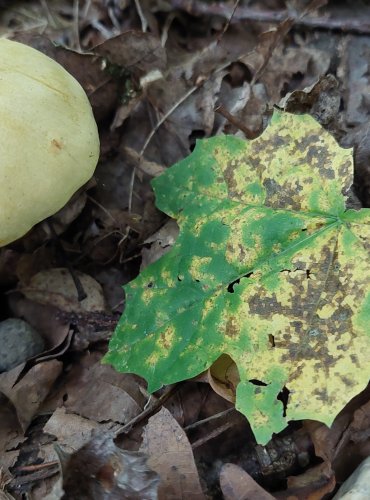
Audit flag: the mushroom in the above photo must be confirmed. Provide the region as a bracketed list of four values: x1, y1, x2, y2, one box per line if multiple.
[0, 39, 100, 246]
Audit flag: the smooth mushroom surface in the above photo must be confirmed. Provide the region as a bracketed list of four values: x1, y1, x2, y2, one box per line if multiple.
[0, 39, 100, 246]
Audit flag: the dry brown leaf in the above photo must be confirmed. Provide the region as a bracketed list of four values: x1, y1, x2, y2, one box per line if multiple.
[0, 360, 62, 431]
[140, 407, 205, 499]
[110, 95, 143, 130]
[304, 420, 333, 463]
[220, 463, 275, 500]
[44, 407, 102, 453]
[0, 396, 24, 475]
[207, 354, 240, 404]
[279, 462, 336, 500]
[279, 74, 340, 125]
[123, 147, 165, 178]
[94, 31, 167, 78]
[15, 247, 56, 286]
[251, 18, 295, 85]
[20, 268, 106, 313]
[303, 386, 370, 483]
[340, 36, 370, 126]
[147, 71, 224, 148]
[44, 354, 145, 425]
[9, 296, 71, 354]
[50, 191, 88, 234]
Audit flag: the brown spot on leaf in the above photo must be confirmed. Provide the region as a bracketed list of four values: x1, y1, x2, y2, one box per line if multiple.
[51, 138, 63, 152]
[226, 316, 239, 338]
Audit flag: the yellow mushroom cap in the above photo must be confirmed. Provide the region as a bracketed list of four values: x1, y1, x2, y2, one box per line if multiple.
[0, 39, 100, 246]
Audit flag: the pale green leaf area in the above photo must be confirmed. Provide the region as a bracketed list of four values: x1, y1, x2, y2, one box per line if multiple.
[104, 110, 370, 444]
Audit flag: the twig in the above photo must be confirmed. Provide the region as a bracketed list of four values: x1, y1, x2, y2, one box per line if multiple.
[134, 0, 149, 32]
[39, 0, 58, 29]
[128, 84, 199, 212]
[73, 0, 81, 52]
[114, 383, 181, 435]
[81, 0, 91, 20]
[171, 0, 370, 35]
[139, 85, 199, 159]
[184, 407, 235, 431]
[191, 422, 234, 449]
[161, 11, 176, 47]
[140, 0, 241, 157]
[127, 0, 241, 213]
[217, 0, 240, 42]
[14, 461, 59, 472]
[215, 104, 259, 139]
[87, 194, 119, 224]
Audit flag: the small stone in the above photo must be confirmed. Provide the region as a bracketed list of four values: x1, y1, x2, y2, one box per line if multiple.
[0, 318, 45, 372]
[333, 456, 370, 500]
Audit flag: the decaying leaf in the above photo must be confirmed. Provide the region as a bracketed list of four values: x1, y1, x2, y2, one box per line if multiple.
[21, 268, 106, 313]
[0, 360, 62, 431]
[140, 407, 205, 499]
[104, 111, 370, 444]
[220, 463, 275, 500]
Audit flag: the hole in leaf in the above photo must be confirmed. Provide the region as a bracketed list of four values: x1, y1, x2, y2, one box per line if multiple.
[301, 228, 307, 232]
[249, 379, 267, 386]
[227, 272, 254, 292]
[268, 334, 275, 347]
[147, 282, 153, 288]
[189, 129, 205, 151]
[227, 278, 240, 293]
[277, 386, 290, 417]
[306, 270, 311, 279]
[177, 276, 183, 282]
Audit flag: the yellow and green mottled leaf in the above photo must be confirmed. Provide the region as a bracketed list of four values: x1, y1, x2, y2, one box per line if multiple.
[104, 110, 370, 444]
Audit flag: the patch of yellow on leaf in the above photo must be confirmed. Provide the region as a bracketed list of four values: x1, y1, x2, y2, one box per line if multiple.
[192, 219, 207, 237]
[160, 270, 176, 287]
[188, 256, 212, 281]
[141, 288, 155, 306]
[342, 295, 356, 309]
[317, 304, 335, 319]
[145, 351, 160, 368]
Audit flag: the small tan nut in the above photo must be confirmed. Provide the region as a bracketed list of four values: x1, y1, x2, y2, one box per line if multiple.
[0, 39, 100, 246]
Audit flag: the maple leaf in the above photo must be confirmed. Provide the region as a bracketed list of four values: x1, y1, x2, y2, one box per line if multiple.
[104, 110, 370, 444]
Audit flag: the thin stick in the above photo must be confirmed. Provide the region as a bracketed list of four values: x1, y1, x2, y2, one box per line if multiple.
[170, 0, 370, 35]
[215, 104, 259, 139]
[217, 0, 240, 42]
[15, 461, 59, 472]
[114, 383, 180, 435]
[73, 0, 81, 52]
[184, 407, 235, 431]
[127, 0, 241, 213]
[191, 422, 234, 449]
[128, 84, 199, 212]
[134, 0, 148, 32]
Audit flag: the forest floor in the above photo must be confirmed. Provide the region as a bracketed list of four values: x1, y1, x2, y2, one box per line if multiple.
[1, 0, 370, 498]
